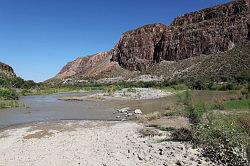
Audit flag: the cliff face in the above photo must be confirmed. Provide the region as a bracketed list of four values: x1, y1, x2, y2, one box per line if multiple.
[111, 0, 250, 71]
[111, 23, 167, 71]
[0, 62, 16, 77]
[55, 52, 121, 80]
[54, 0, 250, 81]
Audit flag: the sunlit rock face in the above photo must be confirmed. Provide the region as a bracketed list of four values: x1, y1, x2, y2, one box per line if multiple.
[0, 62, 16, 77]
[111, 0, 250, 71]
[54, 51, 120, 80]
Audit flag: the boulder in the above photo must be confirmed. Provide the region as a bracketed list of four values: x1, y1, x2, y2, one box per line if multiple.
[134, 109, 142, 114]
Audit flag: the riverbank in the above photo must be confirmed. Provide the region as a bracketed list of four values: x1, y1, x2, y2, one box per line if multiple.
[59, 88, 174, 101]
[0, 120, 213, 166]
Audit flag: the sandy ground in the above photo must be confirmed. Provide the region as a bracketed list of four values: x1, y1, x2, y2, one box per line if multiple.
[0, 121, 215, 166]
[59, 88, 173, 101]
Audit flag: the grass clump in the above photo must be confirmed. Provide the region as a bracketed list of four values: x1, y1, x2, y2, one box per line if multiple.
[104, 85, 121, 96]
[0, 100, 27, 109]
[143, 112, 162, 121]
[138, 128, 162, 138]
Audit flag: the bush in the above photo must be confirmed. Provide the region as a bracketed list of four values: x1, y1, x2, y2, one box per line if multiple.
[22, 80, 37, 89]
[171, 128, 193, 141]
[194, 114, 249, 165]
[186, 104, 207, 124]
[0, 87, 19, 100]
[177, 90, 192, 107]
[191, 80, 206, 90]
[209, 103, 225, 110]
[104, 85, 121, 95]
[10, 77, 25, 88]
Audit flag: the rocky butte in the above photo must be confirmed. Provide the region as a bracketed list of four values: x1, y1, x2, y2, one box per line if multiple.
[0, 62, 16, 77]
[54, 0, 250, 81]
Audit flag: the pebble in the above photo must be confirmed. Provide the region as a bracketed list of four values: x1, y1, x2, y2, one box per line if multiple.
[176, 160, 182, 165]
[137, 155, 143, 160]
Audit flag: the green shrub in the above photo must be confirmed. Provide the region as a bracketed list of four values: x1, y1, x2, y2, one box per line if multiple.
[194, 114, 249, 165]
[186, 103, 207, 124]
[10, 77, 25, 88]
[0, 87, 19, 100]
[104, 85, 121, 95]
[177, 90, 192, 107]
[191, 80, 206, 90]
[209, 103, 225, 110]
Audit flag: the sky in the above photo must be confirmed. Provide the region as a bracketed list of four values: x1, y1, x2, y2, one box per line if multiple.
[0, 0, 230, 82]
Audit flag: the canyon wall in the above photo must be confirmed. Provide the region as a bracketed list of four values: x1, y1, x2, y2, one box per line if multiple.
[54, 0, 250, 81]
[111, 0, 250, 71]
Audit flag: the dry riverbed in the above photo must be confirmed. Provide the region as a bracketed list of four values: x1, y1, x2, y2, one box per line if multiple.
[0, 121, 215, 166]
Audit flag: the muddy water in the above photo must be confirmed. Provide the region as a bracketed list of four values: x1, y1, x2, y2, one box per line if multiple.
[0, 90, 232, 129]
[0, 92, 119, 128]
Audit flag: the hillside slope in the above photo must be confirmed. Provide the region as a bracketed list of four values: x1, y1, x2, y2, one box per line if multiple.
[54, 52, 132, 81]
[144, 43, 250, 81]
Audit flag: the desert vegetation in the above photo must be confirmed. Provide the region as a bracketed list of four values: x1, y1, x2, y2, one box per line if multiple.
[168, 89, 250, 165]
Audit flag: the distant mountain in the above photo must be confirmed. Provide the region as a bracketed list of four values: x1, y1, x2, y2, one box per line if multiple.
[52, 0, 250, 83]
[0, 62, 16, 78]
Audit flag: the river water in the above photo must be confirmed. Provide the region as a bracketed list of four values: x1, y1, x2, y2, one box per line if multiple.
[0, 92, 118, 128]
[0, 90, 231, 129]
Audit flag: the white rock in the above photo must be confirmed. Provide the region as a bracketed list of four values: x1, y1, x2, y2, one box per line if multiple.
[134, 109, 142, 114]
[117, 107, 130, 113]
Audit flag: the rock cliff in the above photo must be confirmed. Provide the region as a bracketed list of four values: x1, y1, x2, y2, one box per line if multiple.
[54, 0, 250, 82]
[54, 52, 126, 80]
[111, 0, 250, 70]
[0, 62, 16, 77]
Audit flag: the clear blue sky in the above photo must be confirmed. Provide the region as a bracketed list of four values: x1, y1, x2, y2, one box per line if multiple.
[0, 0, 230, 82]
